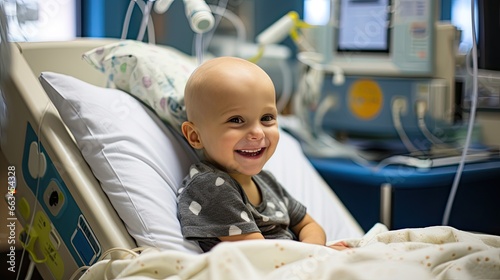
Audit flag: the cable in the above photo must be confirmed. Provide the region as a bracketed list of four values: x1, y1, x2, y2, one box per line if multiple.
[442, 0, 479, 226]
[121, 0, 136, 39]
[392, 97, 418, 153]
[287, 62, 372, 165]
[374, 155, 432, 170]
[137, 0, 154, 41]
[313, 95, 336, 136]
[391, 97, 419, 154]
[24, 257, 35, 280]
[193, 0, 228, 64]
[208, 4, 246, 55]
[247, 45, 264, 63]
[121, 0, 156, 43]
[195, 32, 204, 65]
[16, 102, 51, 280]
[69, 266, 89, 280]
[197, 3, 248, 63]
[202, 0, 230, 53]
[276, 58, 292, 113]
[415, 100, 446, 145]
[294, 66, 324, 121]
[297, 52, 345, 86]
[68, 247, 148, 280]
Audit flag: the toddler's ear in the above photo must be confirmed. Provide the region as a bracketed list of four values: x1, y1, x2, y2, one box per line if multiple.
[181, 121, 203, 149]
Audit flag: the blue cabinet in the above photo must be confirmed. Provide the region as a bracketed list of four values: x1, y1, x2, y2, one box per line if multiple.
[309, 157, 500, 235]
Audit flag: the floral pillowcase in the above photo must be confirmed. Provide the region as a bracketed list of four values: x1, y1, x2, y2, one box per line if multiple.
[83, 40, 197, 131]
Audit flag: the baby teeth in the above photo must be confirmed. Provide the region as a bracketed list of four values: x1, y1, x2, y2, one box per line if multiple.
[240, 148, 262, 153]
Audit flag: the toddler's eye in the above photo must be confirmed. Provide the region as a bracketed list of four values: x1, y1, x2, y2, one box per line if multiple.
[261, 115, 276, 122]
[228, 117, 244, 124]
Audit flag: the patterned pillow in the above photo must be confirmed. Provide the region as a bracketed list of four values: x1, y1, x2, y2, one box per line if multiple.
[83, 40, 197, 131]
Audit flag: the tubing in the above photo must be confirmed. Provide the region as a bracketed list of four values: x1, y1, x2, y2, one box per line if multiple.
[442, 0, 479, 226]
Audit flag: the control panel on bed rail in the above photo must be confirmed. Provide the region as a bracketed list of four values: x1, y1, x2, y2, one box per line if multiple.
[16, 123, 101, 279]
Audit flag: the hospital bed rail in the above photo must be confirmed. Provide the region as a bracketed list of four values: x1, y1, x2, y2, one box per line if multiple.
[1, 39, 136, 280]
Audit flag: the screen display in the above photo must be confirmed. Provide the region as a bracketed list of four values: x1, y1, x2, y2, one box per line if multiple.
[337, 0, 390, 52]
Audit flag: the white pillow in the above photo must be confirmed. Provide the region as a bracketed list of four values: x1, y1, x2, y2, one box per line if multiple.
[82, 40, 197, 131]
[40, 71, 203, 254]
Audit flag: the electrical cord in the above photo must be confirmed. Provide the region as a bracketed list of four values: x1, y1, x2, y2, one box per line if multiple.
[416, 100, 446, 145]
[24, 257, 35, 280]
[313, 94, 336, 136]
[247, 45, 265, 63]
[16, 102, 51, 280]
[374, 155, 432, 170]
[68, 247, 148, 280]
[286, 63, 372, 165]
[121, 0, 156, 43]
[195, 32, 204, 65]
[391, 97, 419, 154]
[297, 52, 345, 86]
[208, 4, 246, 55]
[121, 0, 136, 39]
[442, 0, 479, 226]
[202, 0, 229, 54]
[136, 0, 154, 42]
[193, 0, 228, 64]
[276, 58, 292, 113]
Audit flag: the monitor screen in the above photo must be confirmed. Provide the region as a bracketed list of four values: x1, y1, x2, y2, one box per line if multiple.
[337, 0, 390, 52]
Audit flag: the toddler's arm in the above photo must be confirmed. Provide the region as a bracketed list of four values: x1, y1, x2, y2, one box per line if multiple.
[219, 232, 265, 242]
[291, 213, 326, 246]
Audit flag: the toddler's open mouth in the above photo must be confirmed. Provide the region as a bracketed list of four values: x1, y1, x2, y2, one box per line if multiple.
[236, 148, 265, 157]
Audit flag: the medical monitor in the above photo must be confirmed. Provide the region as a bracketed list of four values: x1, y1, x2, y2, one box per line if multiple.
[306, 0, 439, 77]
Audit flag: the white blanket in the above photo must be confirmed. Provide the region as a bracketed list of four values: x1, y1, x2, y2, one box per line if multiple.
[79, 224, 500, 280]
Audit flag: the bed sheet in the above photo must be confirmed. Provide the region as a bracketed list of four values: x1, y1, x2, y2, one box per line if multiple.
[79, 224, 500, 279]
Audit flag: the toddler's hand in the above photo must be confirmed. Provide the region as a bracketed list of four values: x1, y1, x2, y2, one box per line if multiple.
[327, 241, 350, 251]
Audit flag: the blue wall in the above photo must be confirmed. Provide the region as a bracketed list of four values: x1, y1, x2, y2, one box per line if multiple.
[441, 0, 453, 20]
[81, 0, 142, 39]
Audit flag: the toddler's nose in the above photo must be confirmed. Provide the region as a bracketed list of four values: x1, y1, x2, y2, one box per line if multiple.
[247, 124, 264, 141]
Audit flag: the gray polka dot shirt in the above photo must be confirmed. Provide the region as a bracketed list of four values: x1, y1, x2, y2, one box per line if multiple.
[177, 161, 307, 252]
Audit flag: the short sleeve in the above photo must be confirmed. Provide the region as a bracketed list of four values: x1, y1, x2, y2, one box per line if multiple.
[178, 167, 260, 239]
[258, 170, 307, 228]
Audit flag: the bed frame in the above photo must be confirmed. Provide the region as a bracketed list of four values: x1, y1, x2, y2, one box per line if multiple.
[1, 38, 367, 279]
[1, 39, 135, 279]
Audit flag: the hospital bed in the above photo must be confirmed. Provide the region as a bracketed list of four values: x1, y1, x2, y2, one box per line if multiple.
[1, 39, 499, 280]
[1, 39, 363, 279]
